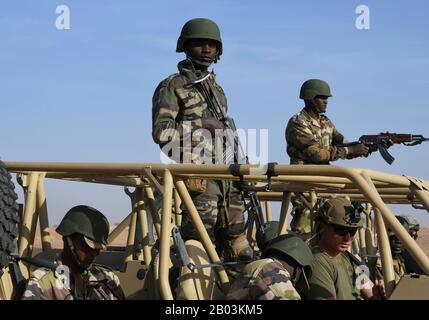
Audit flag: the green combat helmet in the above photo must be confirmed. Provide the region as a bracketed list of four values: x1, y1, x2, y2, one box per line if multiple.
[262, 234, 313, 269]
[396, 215, 420, 231]
[395, 215, 421, 240]
[176, 18, 223, 57]
[56, 205, 110, 250]
[299, 79, 332, 100]
[256, 221, 280, 251]
[393, 215, 410, 234]
[316, 198, 364, 228]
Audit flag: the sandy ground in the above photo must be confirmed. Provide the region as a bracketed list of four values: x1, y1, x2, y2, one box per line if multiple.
[33, 226, 429, 256]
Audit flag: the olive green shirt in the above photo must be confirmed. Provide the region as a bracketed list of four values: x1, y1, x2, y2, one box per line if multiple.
[306, 247, 362, 300]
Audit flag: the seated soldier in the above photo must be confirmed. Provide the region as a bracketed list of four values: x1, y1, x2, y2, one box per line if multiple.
[22, 205, 125, 300]
[375, 215, 410, 285]
[227, 234, 313, 300]
[304, 198, 385, 300]
[395, 215, 423, 274]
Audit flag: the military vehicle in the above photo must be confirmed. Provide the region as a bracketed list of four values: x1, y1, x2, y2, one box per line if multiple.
[0, 160, 428, 300]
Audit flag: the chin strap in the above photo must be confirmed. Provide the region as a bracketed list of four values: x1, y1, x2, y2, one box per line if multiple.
[301, 266, 310, 290]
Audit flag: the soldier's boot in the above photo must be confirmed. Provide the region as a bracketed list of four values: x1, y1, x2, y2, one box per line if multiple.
[290, 207, 312, 235]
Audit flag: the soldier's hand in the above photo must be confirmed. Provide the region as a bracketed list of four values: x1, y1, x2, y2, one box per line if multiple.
[374, 279, 387, 300]
[347, 143, 370, 157]
[202, 117, 224, 134]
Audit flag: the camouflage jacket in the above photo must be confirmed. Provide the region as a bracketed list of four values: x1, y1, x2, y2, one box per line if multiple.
[22, 262, 124, 300]
[152, 59, 229, 164]
[285, 107, 348, 164]
[375, 256, 406, 284]
[227, 258, 301, 300]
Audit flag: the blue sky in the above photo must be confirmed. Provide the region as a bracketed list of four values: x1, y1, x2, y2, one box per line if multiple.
[1, 0, 429, 225]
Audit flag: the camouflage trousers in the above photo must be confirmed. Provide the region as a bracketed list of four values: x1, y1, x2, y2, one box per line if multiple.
[180, 179, 247, 260]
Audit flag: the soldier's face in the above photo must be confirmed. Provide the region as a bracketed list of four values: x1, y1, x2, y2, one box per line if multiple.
[321, 223, 356, 255]
[185, 39, 218, 63]
[313, 96, 329, 113]
[73, 235, 100, 266]
[410, 229, 418, 240]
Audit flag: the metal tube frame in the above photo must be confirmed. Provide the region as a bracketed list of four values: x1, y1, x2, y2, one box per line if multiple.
[278, 192, 292, 235]
[159, 169, 174, 300]
[136, 188, 152, 266]
[5, 162, 429, 300]
[174, 179, 231, 294]
[18, 172, 39, 257]
[36, 173, 52, 251]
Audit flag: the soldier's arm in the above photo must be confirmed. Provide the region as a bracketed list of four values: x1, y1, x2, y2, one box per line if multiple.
[250, 263, 301, 300]
[332, 126, 348, 145]
[287, 119, 347, 163]
[152, 79, 181, 146]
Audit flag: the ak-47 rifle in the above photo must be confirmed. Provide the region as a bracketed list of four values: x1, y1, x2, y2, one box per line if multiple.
[337, 133, 429, 165]
[186, 72, 266, 232]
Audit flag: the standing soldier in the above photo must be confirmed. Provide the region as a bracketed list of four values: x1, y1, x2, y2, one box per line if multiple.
[152, 18, 252, 262]
[22, 205, 124, 300]
[285, 79, 369, 234]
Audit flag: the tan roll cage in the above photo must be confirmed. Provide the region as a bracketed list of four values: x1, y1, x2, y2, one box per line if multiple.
[3, 162, 429, 299]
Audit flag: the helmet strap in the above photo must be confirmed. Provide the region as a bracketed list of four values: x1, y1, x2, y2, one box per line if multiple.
[301, 266, 310, 290]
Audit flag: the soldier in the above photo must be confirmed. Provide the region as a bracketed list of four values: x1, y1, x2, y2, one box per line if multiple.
[152, 18, 252, 261]
[22, 205, 124, 300]
[397, 215, 420, 240]
[285, 79, 369, 234]
[374, 217, 408, 285]
[304, 198, 385, 300]
[395, 215, 423, 274]
[227, 234, 313, 300]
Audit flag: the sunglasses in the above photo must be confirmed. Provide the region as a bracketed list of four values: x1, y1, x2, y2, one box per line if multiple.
[332, 225, 358, 237]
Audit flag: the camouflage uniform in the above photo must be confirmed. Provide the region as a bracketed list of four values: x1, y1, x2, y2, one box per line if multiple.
[286, 107, 348, 165]
[375, 257, 406, 284]
[152, 59, 246, 257]
[152, 59, 227, 163]
[227, 258, 301, 300]
[22, 261, 124, 300]
[285, 107, 348, 233]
